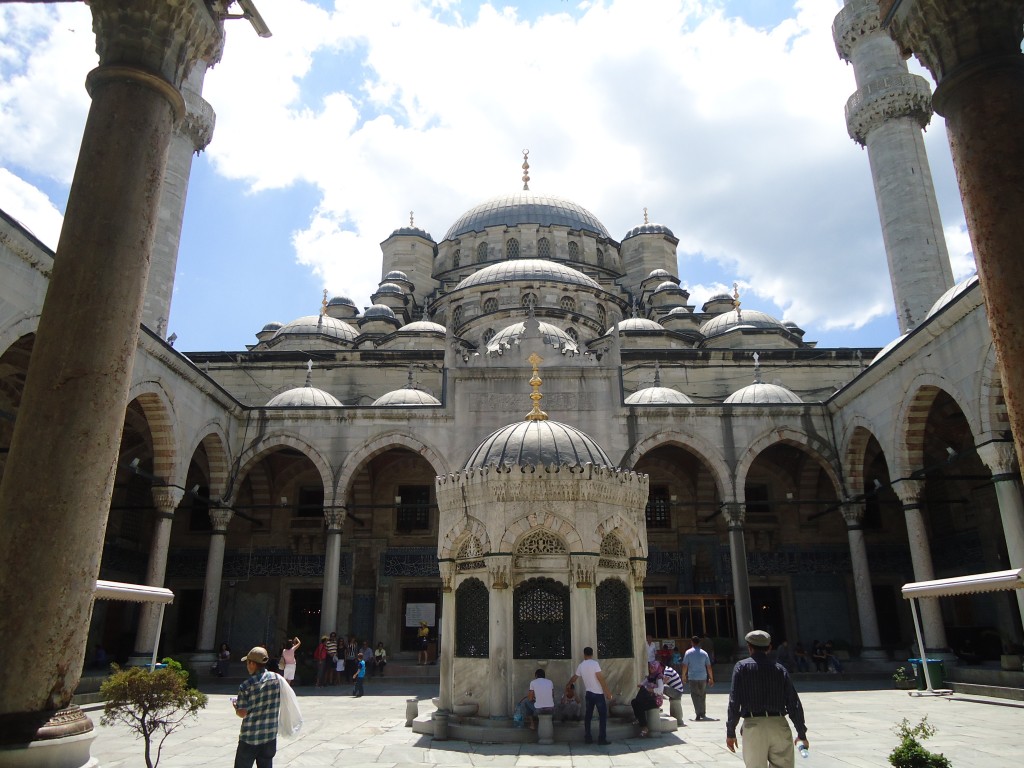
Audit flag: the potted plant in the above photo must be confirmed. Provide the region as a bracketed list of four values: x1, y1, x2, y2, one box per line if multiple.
[892, 666, 914, 690]
[888, 717, 951, 768]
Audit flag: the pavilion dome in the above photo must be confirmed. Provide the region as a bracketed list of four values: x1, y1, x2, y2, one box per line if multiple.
[274, 314, 358, 342]
[327, 296, 356, 308]
[700, 309, 786, 338]
[374, 282, 405, 296]
[384, 270, 410, 282]
[655, 281, 682, 293]
[364, 304, 397, 319]
[444, 192, 610, 241]
[399, 320, 447, 333]
[622, 222, 675, 241]
[724, 381, 803, 404]
[372, 388, 442, 406]
[464, 419, 613, 470]
[625, 386, 693, 405]
[487, 321, 578, 353]
[454, 259, 601, 292]
[266, 385, 343, 407]
[870, 333, 910, 365]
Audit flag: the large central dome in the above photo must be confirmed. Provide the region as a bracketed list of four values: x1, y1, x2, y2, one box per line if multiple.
[454, 259, 601, 291]
[444, 193, 611, 241]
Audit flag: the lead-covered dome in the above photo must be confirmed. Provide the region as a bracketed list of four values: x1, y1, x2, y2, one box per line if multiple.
[487, 321, 578, 353]
[925, 274, 979, 321]
[364, 304, 397, 319]
[274, 314, 358, 341]
[399, 320, 446, 333]
[444, 193, 610, 240]
[614, 317, 664, 333]
[464, 420, 613, 470]
[724, 381, 803, 404]
[372, 388, 442, 406]
[454, 258, 601, 291]
[700, 309, 786, 338]
[625, 386, 693, 405]
[267, 385, 343, 407]
[623, 222, 676, 241]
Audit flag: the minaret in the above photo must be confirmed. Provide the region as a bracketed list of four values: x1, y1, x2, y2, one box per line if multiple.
[143, 61, 216, 338]
[833, 0, 953, 333]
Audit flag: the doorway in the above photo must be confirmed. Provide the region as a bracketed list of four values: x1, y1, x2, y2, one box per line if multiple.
[750, 586, 786, 643]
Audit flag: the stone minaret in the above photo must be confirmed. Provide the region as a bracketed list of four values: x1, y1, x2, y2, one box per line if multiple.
[833, 0, 953, 333]
[142, 61, 216, 338]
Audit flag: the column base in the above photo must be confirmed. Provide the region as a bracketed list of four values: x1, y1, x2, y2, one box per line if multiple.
[0, 706, 97, 768]
[859, 647, 889, 660]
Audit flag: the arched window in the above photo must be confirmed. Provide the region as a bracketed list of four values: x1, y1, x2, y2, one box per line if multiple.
[456, 578, 489, 657]
[482, 328, 496, 345]
[506, 238, 520, 259]
[566, 327, 578, 342]
[452, 305, 464, 327]
[596, 248, 605, 266]
[560, 296, 576, 313]
[538, 237, 551, 259]
[597, 304, 607, 329]
[477, 242, 488, 263]
[568, 241, 579, 259]
[514, 577, 570, 659]
[596, 578, 632, 658]
[521, 292, 538, 309]
[483, 297, 498, 314]
[453, 249, 461, 269]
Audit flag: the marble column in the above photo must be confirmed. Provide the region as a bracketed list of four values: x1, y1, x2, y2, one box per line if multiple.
[437, 561, 456, 713]
[976, 442, 1024, 632]
[196, 508, 234, 655]
[629, 558, 649, 686]
[570, 553, 598, 658]
[883, 1, 1024, 471]
[841, 504, 884, 657]
[486, 554, 512, 718]
[132, 485, 184, 660]
[0, 0, 222, 752]
[893, 479, 949, 652]
[724, 503, 753, 643]
[320, 508, 346, 636]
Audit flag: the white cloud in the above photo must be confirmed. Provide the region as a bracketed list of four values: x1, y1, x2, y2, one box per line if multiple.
[0, 168, 63, 249]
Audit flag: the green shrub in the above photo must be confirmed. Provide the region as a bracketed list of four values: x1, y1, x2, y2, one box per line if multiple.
[889, 717, 952, 768]
[100, 658, 208, 768]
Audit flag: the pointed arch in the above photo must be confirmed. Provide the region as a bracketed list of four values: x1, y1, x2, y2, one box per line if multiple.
[336, 430, 450, 502]
[619, 430, 729, 502]
[734, 427, 842, 502]
[234, 432, 336, 507]
[498, 512, 583, 553]
[895, 373, 976, 478]
[439, 513, 490, 559]
[125, 382, 179, 484]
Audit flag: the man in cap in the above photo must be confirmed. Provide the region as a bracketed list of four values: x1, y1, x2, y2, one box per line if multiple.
[233, 646, 282, 768]
[726, 630, 808, 767]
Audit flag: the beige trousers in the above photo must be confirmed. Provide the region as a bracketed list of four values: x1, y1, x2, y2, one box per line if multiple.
[740, 715, 794, 768]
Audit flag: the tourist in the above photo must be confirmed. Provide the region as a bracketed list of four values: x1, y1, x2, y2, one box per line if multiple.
[681, 635, 715, 721]
[233, 646, 281, 768]
[351, 652, 367, 697]
[522, 668, 555, 730]
[775, 640, 795, 672]
[794, 642, 811, 673]
[661, 660, 686, 722]
[726, 630, 808, 766]
[645, 634, 659, 665]
[824, 640, 843, 674]
[373, 642, 388, 675]
[567, 646, 613, 745]
[631, 663, 664, 737]
[216, 642, 231, 678]
[657, 643, 674, 668]
[417, 621, 430, 665]
[345, 636, 358, 671]
[280, 636, 300, 687]
[313, 636, 328, 687]
[811, 641, 827, 673]
[555, 682, 583, 722]
[325, 632, 339, 685]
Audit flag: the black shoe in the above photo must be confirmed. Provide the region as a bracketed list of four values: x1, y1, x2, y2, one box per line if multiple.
[598, 740, 611, 745]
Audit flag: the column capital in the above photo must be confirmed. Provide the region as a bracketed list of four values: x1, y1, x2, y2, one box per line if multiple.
[891, 478, 923, 506]
[150, 485, 184, 516]
[570, 553, 598, 588]
[629, 557, 647, 591]
[976, 441, 1020, 479]
[486, 554, 511, 590]
[209, 507, 233, 532]
[324, 508, 346, 533]
[439, 560, 455, 593]
[723, 502, 745, 528]
[840, 503, 865, 527]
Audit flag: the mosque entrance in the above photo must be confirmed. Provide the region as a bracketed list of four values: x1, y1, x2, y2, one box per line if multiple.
[401, 586, 440, 655]
[751, 586, 786, 642]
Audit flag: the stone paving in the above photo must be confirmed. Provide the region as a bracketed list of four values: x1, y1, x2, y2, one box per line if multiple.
[84, 678, 1024, 767]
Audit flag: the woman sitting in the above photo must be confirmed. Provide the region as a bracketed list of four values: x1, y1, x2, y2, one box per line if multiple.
[631, 663, 664, 736]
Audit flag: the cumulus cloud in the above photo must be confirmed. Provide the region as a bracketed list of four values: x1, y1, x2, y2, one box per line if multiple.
[0, 168, 64, 248]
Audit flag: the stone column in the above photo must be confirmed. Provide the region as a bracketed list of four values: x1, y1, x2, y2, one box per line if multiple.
[570, 553, 598, 658]
[841, 504, 884, 657]
[976, 442, 1024, 631]
[893, 479, 949, 652]
[320, 508, 346, 636]
[883, 1, 1024, 470]
[132, 486, 184, 661]
[725, 503, 753, 642]
[437, 561, 456, 713]
[0, 0, 222, 751]
[196, 508, 234, 655]
[629, 558, 649, 686]
[486, 554, 512, 718]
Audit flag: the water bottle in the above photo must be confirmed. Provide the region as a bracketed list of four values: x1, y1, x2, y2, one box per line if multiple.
[797, 741, 809, 759]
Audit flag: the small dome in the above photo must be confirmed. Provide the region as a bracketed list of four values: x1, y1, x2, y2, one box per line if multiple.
[384, 270, 410, 282]
[454, 259, 601, 292]
[372, 388, 442, 406]
[374, 282, 404, 295]
[623, 222, 675, 241]
[444, 192, 610, 240]
[708, 292, 732, 302]
[464, 419, 613, 470]
[724, 382, 803, 404]
[400, 320, 447, 333]
[655, 280, 681, 293]
[870, 333, 910, 365]
[487, 321, 578, 352]
[327, 296, 355, 307]
[647, 269, 672, 280]
[266, 385, 343, 407]
[389, 225, 434, 241]
[700, 309, 785, 338]
[261, 321, 284, 332]
[275, 315, 358, 341]
[666, 306, 690, 316]
[614, 317, 664, 332]
[925, 274, 979, 320]
[625, 386, 694, 405]
[364, 304, 397, 319]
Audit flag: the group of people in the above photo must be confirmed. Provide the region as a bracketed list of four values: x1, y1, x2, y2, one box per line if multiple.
[774, 639, 843, 674]
[630, 635, 716, 733]
[312, 633, 388, 691]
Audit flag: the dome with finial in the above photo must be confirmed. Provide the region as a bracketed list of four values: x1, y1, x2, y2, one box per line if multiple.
[274, 314, 358, 341]
[700, 309, 786, 338]
[374, 282, 405, 296]
[486, 321, 578, 353]
[724, 361, 802, 404]
[624, 367, 693, 405]
[266, 363, 343, 407]
[614, 317, 664, 333]
[389, 211, 434, 241]
[363, 304, 397, 320]
[454, 259, 601, 292]
[622, 208, 676, 241]
[327, 296, 356, 308]
[372, 370, 442, 406]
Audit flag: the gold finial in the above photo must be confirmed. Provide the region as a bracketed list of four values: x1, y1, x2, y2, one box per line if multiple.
[525, 352, 549, 421]
[410, 211, 415, 227]
[643, 207, 649, 225]
[522, 149, 530, 191]
[321, 288, 328, 316]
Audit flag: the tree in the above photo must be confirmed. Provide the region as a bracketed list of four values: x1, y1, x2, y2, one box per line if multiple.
[100, 658, 208, 768]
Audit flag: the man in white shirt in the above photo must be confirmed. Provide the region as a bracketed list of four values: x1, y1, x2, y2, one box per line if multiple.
[567, 646, 613, 745]
[646, 634, 659, 665]
[523, 668, 555, 730]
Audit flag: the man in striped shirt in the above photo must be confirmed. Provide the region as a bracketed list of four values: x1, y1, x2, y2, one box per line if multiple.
[234, 646, 282, 768]
[726, 630, 807, 767]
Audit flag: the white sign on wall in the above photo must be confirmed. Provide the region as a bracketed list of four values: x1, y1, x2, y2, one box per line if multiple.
[405, 603, 436, 627]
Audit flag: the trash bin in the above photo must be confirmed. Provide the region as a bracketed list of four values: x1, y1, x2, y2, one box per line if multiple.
[908, 659, 944, 690]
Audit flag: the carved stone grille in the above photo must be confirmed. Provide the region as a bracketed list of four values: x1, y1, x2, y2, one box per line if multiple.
[596, 578, 632, 658]
[455, 578, 489, 657]
[514, 577, 570, 659]
[456, 536, 486, 571]
[515, 529, 567, 567]
[597, 304, 606, 328]
[538, 237, 551, 258]
[507, 238, 520, 259]
[453, 248, 461, 268]
[568, 241, 579, 259]
[598, 534, 629, 570]
[477, 242, 488, 263]
[560, 296, 576, 312]
[482, 328, 495, 345]
[483, 297, 498, 313]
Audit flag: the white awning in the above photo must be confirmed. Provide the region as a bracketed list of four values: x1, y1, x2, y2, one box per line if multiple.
[94, 579, 174, 604]
[901, 568, 1024, 599]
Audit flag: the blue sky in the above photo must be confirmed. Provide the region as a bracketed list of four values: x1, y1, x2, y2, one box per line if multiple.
[0, 1, 973, 352]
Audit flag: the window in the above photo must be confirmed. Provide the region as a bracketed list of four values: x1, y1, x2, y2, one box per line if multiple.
[397, 485, 431, 531]
[482, 328, 496, 345]
[477, 242, 488, 263]
[560, 296, 576, 312]
[597, 304, 607, 329]
[746, 484, 771, 516]
[566, 327, 578, 342]
[596, 578, 632, 658]
[513, 577, 570, 659]
[506, 238, 520, 259]
[452, 305, 464, 327]
[296, 486, 324, 517]
[538, 237, 551, 259]
[645, 486, 671, 529]
[455, 578, 489, 657]
[521, 292, 538, 309]
[453, 248, 461, 268]
[596, 248, 605, 266]
[568, 241, 579, 259]
[483, 297, 498, 313]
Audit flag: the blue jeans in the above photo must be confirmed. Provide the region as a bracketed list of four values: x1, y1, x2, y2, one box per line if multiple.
[353, 676, 364, 696]
[584, 691, 607, 742]
[234, 738, 276, 768]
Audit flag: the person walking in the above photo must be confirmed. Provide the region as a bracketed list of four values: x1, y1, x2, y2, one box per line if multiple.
[351, 652, 367, 697]
[233, 646, 281, 768]
[325, 632, 339, 685]
[726, 630, 808, 768]
[567, 646, 613, 745]
[681, 635, 715, 721]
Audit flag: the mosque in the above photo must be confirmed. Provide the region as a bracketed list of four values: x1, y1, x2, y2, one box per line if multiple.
[0, 2, 1022, 751]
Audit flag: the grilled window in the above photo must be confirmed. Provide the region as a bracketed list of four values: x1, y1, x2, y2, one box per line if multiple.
[646, 486, 671, 529]
[455, 578, 489, 657]
[538, 237, 551, 259]
[477, 242, 488, 263]
[507, 238, 520, 259]
[513, 577, 570, 659]
[596, 578, 632, 658]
